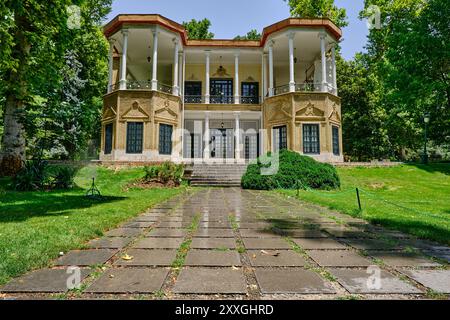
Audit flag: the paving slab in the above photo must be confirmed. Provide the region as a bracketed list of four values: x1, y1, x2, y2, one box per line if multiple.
[341, 238, 403, 251]
[0, 268, 92, 293]
[322, 227, 375, 239]
[184, 250, 241, 266]
[401, 270, 450, 293]
[157, 222, 184, 228]
[160, 217, 184, 222]
[240, 228, 279, 238]
[367, 251, 441, 267]
[195, 228, 235, 238]
[173, 268, 246, 294]
[55, 249, 118, 266]
[255, 269, 335, 294]
[191, 238, 236, 249]
[105, 228, 144, 237]
[423, 250, 450, 263]
[88, 237, 133, 249]
[243, 238, 293, 250]
[293, 238, 348, 250]
[247, 250, 307, 267]
[121, 221, 155, 228]
[133, 216, 160, 222]
[146, 228, 186, 238]
[274, 229, 328, 238]
[307, 250, 373, 267]
[114, 249, 176, 266]
[132, 237, 183, 249]
[237, 222, 272, 229]
[329, 268, 421, 294]
[198, 221, 231, 229]
[85, 268, 168, 293]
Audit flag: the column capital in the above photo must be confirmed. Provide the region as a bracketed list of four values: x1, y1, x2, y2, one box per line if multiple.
[268, 40, 275, 48]
[121, 28, 129, 36]
[287, 31, 296, 40]
[319, 31, 327, 40]
[173, 38, 179, 45]
[205, 50, 211, 57]
[152, 26, 159, 35]
[108, 38, 116, 45]
[234, 50, 240, 57]
[233, 111, 241, 118]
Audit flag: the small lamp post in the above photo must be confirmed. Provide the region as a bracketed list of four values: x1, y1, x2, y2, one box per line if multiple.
[421, 112, 430, 164]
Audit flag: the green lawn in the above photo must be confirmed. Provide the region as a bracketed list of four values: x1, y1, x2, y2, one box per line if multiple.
[278, 164, 450, 245]
[0, 166, 186, 286]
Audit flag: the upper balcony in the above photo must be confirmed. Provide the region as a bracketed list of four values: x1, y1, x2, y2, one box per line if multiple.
[104, 15, 341, 105]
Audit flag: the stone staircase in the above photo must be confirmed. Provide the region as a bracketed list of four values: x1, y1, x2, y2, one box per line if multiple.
[188, 163, 248, 187]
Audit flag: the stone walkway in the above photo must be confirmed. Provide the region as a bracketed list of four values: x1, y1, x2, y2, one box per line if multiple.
[1, 188, 449, 299]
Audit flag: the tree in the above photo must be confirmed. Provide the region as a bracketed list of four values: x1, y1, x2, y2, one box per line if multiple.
[0, 0, 111, 175]
[182, 19, 214, 40]
[234, 29, 261, 40]
[361, 0, 450, 157]
[285, 0, 348, 28]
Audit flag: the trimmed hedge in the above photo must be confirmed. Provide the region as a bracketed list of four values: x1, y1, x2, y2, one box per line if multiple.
[241, 150, 340, 190]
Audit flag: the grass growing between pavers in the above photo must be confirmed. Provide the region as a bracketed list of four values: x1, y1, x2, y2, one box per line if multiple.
[278, 164, 450, 244]
[171, 214, 201, 273]
[0, 167, 186, 286]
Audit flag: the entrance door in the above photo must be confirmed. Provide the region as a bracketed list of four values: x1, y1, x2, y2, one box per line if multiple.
[244, 134, 259, 160]
[210, 79, 233, 104]
[273, 125, 288, 152]
[210, 128, 234, 159]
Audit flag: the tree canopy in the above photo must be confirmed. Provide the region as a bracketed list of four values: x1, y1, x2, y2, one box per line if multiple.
[234, 29, 261, 41]
[285, 0, 348, 27]
[182, 18, 214, 40]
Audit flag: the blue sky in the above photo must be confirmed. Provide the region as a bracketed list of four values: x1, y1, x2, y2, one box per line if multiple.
[108, 0, 368, 60]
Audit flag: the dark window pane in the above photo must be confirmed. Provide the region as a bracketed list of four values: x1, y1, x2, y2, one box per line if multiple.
[273, 125, 287, 152]
[104, 123, 113, 155]
[185, 81, 202, 103]
[332, 126, 340, 156]
[241, 82, 259, 104]
[126, 122, 143, 154]
[210, 79, 233, 104]
[303, 124, 320, 154]
[159, 124, 173, 155]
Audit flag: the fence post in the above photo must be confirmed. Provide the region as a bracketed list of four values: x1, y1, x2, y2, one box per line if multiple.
[356, 188, 362, 212]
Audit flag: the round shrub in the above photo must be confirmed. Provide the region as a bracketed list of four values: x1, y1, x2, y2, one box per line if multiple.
[241, 150, 340, 190]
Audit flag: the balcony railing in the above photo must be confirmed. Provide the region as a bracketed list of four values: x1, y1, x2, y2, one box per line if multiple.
[273, 82, 337, 96]
[184, 95, 261, 105]
[108, 81, 175, 95]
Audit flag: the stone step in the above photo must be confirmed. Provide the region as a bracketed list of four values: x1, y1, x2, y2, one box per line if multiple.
[187, 163, 248, 187]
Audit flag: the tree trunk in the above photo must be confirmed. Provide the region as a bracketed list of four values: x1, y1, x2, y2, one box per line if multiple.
[0, 15, 31, 176]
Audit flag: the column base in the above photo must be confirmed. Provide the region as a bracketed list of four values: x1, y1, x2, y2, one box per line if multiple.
[151, 80, 158, 91]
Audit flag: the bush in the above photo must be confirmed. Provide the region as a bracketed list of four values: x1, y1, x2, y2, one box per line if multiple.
[12, 161, 77, 191]
[144, 162, 184, 186]
[241, 150, 340, 190]
[50, 166, 77, 189]
[12, 159, 50, 191]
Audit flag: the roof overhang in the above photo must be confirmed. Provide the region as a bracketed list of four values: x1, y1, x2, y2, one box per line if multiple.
[103, 14, 343, 48]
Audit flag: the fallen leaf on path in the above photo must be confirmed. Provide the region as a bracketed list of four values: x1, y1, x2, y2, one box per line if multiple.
[231, 266, 239, 270]
[121, 254, 134, 261]
[261, 250, 280, 257]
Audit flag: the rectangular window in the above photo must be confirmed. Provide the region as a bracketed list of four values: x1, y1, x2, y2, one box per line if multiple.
[104, 123, 113, 155]
[184, 81, 202, 103]
[303, 124, 320, 154]
[241, 82, 259, 104]
[159, 124, 173, 155]
[210, 79, 233, 104]
[332, 126, 340, 156]
[273, 125, 287, 152]
[126, 122, 143, 154]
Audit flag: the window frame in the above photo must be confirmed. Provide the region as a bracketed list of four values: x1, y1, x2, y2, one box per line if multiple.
[302, 124, 320, 155]
[104, 123, 113, 155]
[126, 122, 144, 154]
[159, 123, 173, 155]
[332, 125, 340, 156]
[273, 125, 288, 152]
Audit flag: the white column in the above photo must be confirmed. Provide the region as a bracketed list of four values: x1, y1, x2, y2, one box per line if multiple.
[151, 28, 159, 91]
[107, 39, 115, 93]
[262, 53, 267, 102]
[288, 32, 296, 92]
[205, 51, 210, 104]
[234, 112, 241, 161]
[268, 41, 274, 97]
[119, 29, 129, 90]
[178, 51, 183, 97]
[204, 112, 210, 160]
[234, 52, 240, 104]
[331, 45, 337, 95]
[172, 39, 179, 96]
[320, 32, 327, 92]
